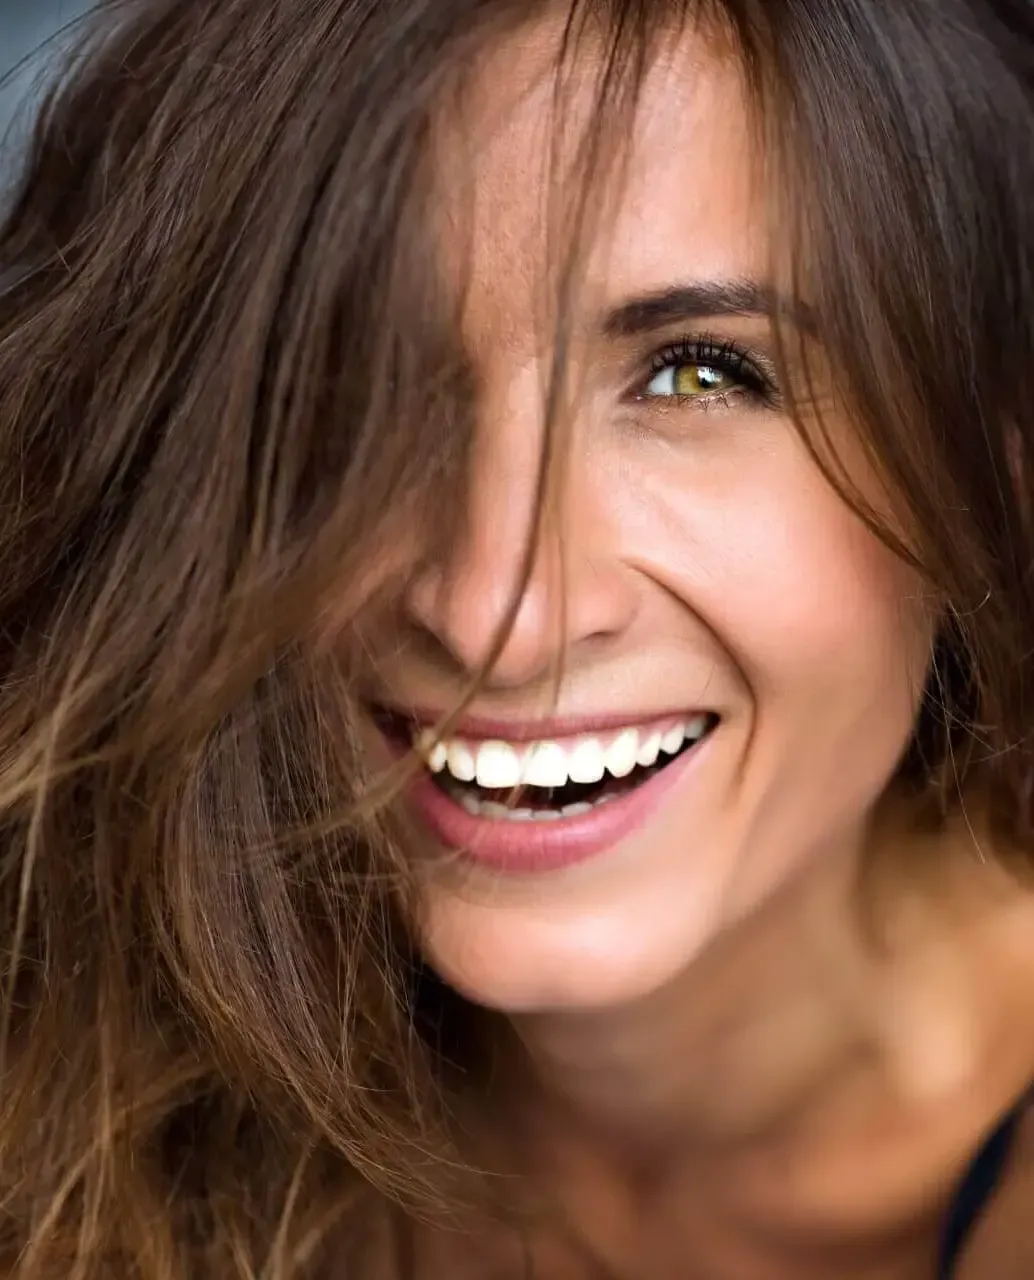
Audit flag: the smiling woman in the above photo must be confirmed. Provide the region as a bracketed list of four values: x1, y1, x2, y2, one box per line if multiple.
[2, 2, 1034, 1280]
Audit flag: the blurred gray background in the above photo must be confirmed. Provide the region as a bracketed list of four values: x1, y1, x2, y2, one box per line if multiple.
[1, 1, 95, 181]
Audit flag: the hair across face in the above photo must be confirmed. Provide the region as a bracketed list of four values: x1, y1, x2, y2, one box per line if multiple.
[1, 0, 1034, 1276]
[368, 14, 936, 1012]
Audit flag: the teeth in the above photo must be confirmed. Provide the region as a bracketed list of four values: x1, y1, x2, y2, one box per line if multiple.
[459, 790, 481, 815]
[522, 741, 568, 788]
[684, 714, 710, 743]
[568, 738, 606, 785]
[604, 729, 639, 779]
[475, 741, 522, 789]
[415, 715, 714, 788]
[562, 802, 594, 818]
[446, 742, 476, 783]
[480, 800, 523, 820]
[450, 795, 601, 823]
[415, 730, 449, 773]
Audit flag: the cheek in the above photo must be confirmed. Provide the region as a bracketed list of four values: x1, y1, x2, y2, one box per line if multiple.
[726, 500, 927, 703]
[635, 444, 934, 769]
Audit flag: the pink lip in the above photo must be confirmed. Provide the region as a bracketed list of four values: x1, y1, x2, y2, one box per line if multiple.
[405, 731, 712, 874]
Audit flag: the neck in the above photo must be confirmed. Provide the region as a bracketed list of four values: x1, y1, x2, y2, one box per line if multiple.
[507, 838, 873, 1158]
[497, 805, 1029, 1173]
[453, 807, 1034, 1280]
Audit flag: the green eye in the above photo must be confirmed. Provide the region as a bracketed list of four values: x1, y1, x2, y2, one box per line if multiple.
[637, 338, 777, 410]
[644, 362, 737, 398]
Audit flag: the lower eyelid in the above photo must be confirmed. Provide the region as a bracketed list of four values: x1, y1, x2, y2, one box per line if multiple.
[634, 387, 750, 410]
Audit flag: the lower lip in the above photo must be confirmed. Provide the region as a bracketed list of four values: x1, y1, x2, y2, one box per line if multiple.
[405, 734, 711, 874]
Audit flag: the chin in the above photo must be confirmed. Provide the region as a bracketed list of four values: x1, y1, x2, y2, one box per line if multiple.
[413, 836, 742, 1014]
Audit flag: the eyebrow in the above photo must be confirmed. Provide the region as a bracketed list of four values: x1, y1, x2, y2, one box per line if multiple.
[602, 278, 816, 338]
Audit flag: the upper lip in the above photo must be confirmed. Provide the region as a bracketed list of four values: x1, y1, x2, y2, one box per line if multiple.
[375, 704, 716, 742]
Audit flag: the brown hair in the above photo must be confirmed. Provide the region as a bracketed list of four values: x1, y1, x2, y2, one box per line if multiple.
[1, 0, 1034, 1276]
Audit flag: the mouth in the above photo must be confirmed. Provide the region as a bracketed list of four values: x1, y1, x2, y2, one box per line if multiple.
[376, 709, 719, 873]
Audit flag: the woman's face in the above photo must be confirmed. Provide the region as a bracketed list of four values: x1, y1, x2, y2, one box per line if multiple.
[365, 21, 934, 1013]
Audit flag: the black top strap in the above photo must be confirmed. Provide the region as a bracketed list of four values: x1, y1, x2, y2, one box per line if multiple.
[937, 1099, 1027, 1278]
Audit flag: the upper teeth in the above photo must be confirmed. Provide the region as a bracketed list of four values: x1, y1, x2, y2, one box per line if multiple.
[414, 716, 711, 789]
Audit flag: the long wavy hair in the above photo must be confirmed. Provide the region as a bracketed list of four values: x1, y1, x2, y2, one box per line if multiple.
[2, 0, 1034, 1275]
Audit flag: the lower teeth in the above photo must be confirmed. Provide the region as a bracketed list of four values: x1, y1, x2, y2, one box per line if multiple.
[458, 794, 617, 822]
[441, 777, 636, 823]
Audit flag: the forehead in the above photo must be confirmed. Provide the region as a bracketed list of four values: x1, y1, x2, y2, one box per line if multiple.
[435, 17, 768, 348]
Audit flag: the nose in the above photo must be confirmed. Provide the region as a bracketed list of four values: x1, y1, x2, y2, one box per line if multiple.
[403, 371, 639, 689]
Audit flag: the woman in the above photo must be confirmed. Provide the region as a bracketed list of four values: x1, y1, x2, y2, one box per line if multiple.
[2, 0, 1034, 1275]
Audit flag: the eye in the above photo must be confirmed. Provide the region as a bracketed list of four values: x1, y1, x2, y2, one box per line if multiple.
[643, 362, 738, 399]
[636, 337, 773, 408]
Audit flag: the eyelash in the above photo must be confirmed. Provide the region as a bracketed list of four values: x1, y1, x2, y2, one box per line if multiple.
[636, 335, 778, 408]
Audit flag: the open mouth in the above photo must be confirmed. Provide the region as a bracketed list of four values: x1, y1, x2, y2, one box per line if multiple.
[383, 711, 719, 823]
